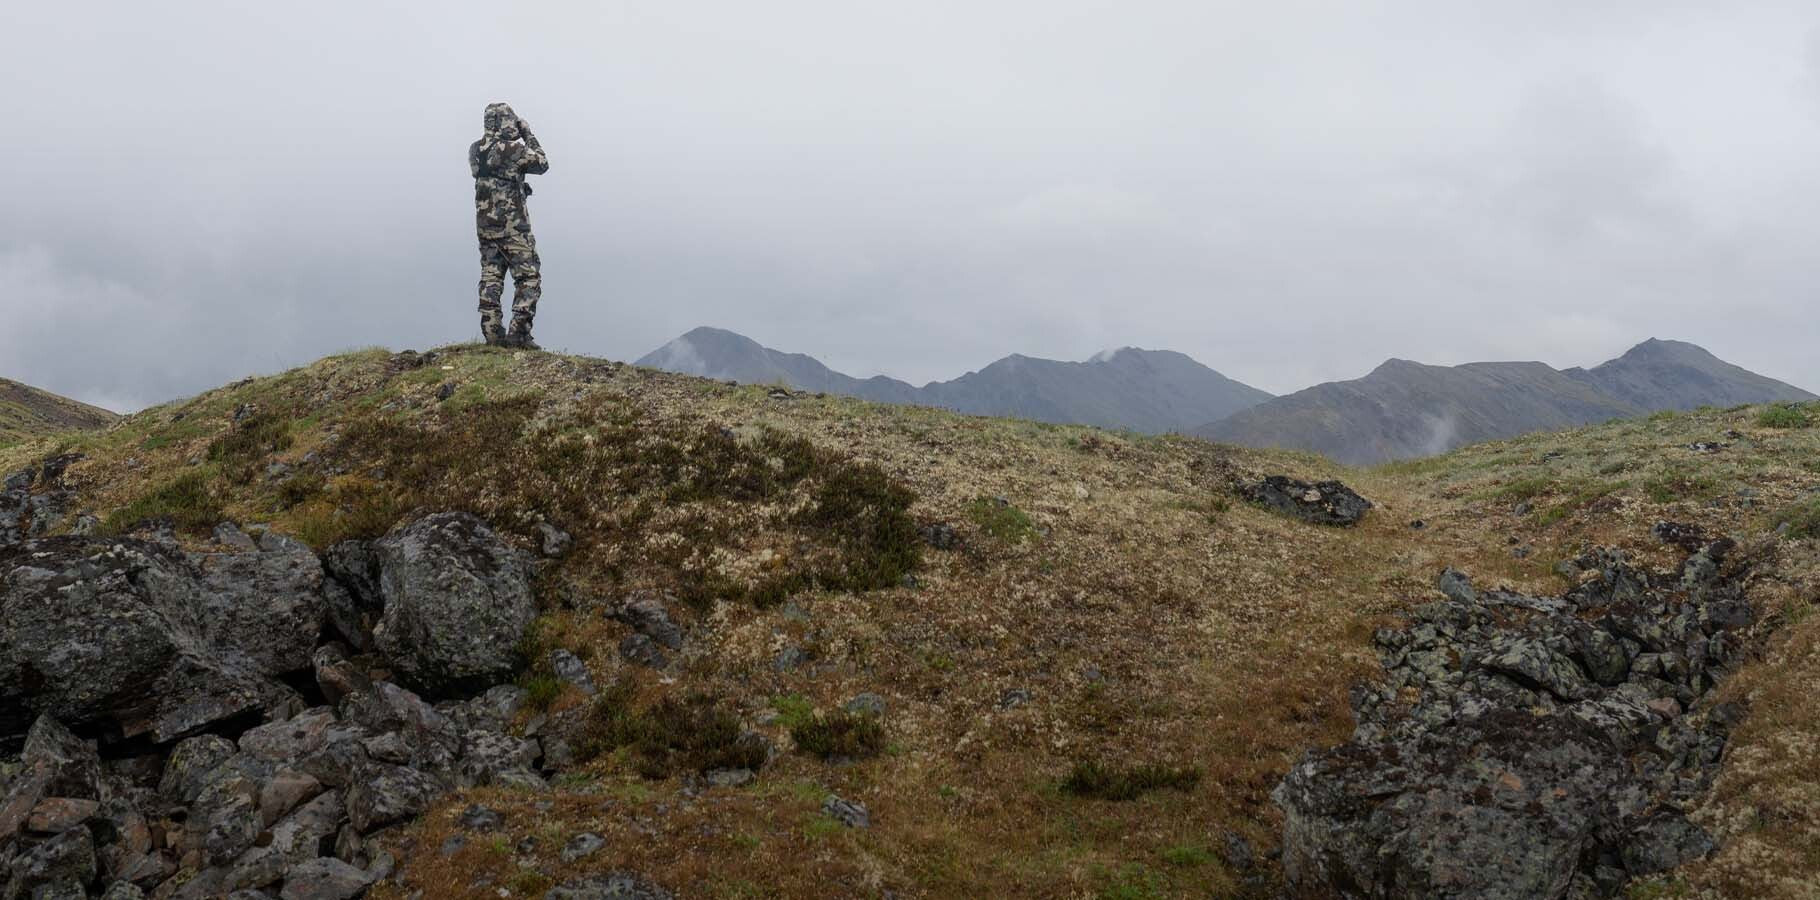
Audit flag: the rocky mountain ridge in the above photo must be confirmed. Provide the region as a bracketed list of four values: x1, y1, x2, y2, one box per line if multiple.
[635, 326, 1273, 434]
[1199, 339, 1815, 464]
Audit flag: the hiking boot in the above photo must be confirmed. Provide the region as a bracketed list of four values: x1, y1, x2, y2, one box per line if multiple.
[481, 324, 506, 347]
[503, 330, 540, 351]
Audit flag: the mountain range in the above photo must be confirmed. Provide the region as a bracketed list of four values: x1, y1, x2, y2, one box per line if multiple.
[636, 326, 1273, 434]
[0, 378, 117, 446]
[1201, 339, 1815, 464]
[636, 329, 1814, 464]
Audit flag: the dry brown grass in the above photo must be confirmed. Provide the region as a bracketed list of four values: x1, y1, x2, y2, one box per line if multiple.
[5, 351, 1817, 898]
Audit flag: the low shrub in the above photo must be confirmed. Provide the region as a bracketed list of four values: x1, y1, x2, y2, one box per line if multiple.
[790, 709, 885, 760]
[1062, 758, 1202, 801]
[578, 688, 767, 779]
[968, 496, 1038, 543]
[1757, 403, 1814, 429]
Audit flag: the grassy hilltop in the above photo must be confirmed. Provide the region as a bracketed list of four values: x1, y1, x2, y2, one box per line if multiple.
[5, 345, 1818, 898]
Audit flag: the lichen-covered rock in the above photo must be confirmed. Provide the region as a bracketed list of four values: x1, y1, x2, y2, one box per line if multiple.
[21, 715, 101, 800]
[160, 736, 240, 804]
[5, 826, 97, 899]
[344, 764, 443, 834]
[340, 682, 460, 776]
[0, 454, 82, 547]
[457, 731, 540, 788]
[610, 592, 685, 650]
[368, 513, 536, 696]
[1276, 537, 1746, 897]
[0, 535, 324, 747]
[277, 857, 374, 900]
[544, 873, 674, 900]
[1239, 475, 1372, 526]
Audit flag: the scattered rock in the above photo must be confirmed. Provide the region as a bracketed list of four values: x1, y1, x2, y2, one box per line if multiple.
[1435, 567, 1476, 605]
[549, 650, 596, 696]
[919, 522, 961, 551]
[1238, 476, 1372, 527]
[457, 804, 503, 832]
[704, 769, 753, 789]
[618, 634, 668, 670]
[997, 689, 1033, 710]
[822, 795, 869, 828]
[434, 382, 456, 402]
[771, 647, 808, 673]
[609, 592, 685, 650]
[1652, 520, 1708, 553]
[537, 521, 572, 558]
[843, 693, 886, 717]
[560, 832, 606, 863]
[544, 873, 674, 900]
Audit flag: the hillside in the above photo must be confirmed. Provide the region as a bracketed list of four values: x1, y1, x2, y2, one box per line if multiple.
[1200, 339, 1813, 464]
[636, 326, 1273, 433]
[3, 345, 1819, 898]
[0, 377, 117, 446]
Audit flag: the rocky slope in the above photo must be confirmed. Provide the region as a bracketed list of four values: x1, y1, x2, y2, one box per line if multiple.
[636, 326, 1272, 433]
[0, 378, 117, 447]
[2, 345, 1817, 898]
[1199, 340, 1813, 465]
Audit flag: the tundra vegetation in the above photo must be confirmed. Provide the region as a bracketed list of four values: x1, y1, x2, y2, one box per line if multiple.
[4, 346, 1817, 898]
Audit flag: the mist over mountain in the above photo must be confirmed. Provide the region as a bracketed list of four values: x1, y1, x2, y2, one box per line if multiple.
[636, 327, 1273, 433]
[1199, 339, 1815, 464]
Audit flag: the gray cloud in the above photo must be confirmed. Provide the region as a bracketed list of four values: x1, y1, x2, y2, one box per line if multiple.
[3, 1, 1818, 410]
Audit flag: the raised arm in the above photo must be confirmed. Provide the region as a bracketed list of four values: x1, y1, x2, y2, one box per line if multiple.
[514, 120, 549, 175]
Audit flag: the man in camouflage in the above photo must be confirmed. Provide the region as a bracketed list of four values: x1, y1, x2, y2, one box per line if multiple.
[470, 102, 549, 349]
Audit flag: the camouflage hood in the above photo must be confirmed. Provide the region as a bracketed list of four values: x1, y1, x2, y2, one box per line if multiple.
[483, 102, 519, 140]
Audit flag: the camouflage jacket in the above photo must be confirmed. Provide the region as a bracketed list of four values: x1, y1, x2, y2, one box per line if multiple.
[469, 128, 549, 238]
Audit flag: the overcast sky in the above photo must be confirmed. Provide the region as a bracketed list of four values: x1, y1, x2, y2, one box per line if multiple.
[4, 1, 1818, 412]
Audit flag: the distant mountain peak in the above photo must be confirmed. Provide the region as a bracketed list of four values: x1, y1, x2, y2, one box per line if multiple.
[1617, 337, 1709, 362]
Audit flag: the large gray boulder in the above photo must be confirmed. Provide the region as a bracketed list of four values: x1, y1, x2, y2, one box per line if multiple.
[369, 513, 536, 696]
[0, 536, 325, 747]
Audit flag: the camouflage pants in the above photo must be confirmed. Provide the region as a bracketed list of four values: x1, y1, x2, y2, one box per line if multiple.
[477, 230, 541, 334]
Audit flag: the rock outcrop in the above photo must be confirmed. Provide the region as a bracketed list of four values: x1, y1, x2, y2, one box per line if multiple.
[0, 510, 602, 899]
[1239, 475, 1372, 527]
[0, 533, 325, 748]
[1275, 534, 1760, 898]
[1, 455, 84, 546]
